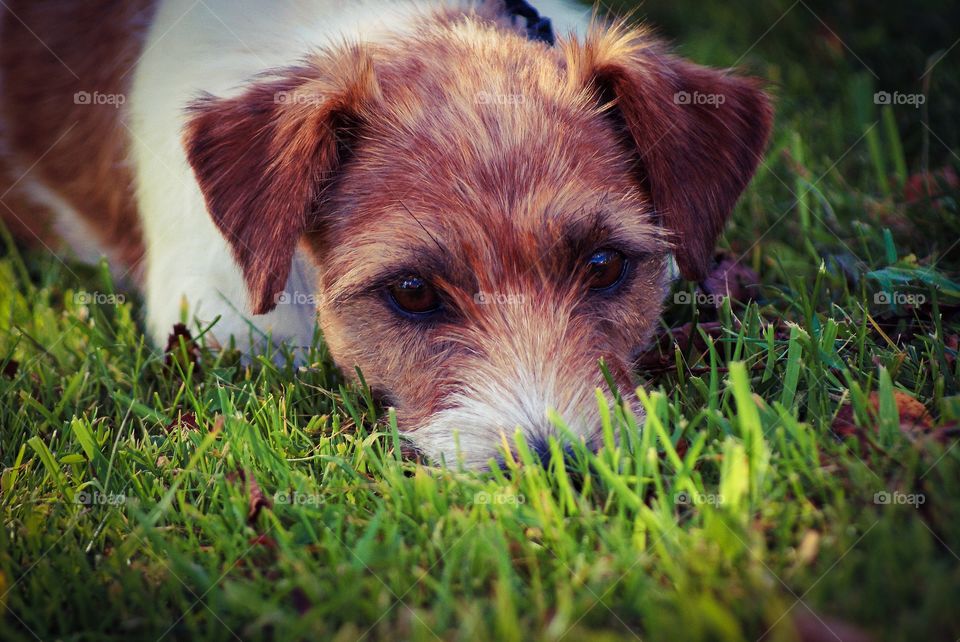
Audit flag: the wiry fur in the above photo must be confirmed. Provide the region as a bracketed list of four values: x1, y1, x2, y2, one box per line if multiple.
[0, 1, 771, 467]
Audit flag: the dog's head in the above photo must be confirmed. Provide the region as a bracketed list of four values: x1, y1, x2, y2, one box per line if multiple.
[184, 16, 772, 468]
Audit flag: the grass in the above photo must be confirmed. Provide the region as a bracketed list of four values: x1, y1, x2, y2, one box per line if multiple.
[2, 1, 960, 640]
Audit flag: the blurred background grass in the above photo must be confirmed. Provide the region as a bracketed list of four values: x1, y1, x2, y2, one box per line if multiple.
[617, 0, 959, 170]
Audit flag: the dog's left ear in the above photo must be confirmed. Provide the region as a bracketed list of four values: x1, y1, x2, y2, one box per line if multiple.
[183, 45, 379, 314]
[566, 24, 773, 281]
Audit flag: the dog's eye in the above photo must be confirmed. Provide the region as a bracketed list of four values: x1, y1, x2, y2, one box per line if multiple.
[587, 248, 627, 291]
[388, 276, 441, 315]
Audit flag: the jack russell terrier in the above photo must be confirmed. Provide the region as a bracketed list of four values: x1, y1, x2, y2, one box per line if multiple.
[0, 0, 772, 467]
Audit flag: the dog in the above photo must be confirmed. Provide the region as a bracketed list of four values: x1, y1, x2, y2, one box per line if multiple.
[0, 0, 772, 468]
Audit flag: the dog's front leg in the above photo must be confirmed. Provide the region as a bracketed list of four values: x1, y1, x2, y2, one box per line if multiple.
[129, 125, 317, 354]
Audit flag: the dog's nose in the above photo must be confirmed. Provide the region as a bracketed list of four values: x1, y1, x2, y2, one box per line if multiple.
[528, 435, 577, 470]
[492, 435, 584, 472]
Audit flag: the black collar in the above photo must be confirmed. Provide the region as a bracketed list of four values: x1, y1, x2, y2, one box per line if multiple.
[503, 0, 555, 46]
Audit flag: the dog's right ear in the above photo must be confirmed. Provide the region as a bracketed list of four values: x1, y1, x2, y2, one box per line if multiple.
[183, 45, 379, 314]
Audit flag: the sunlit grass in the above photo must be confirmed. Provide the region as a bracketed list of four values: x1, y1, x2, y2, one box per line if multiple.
[2, 0, 960, 639]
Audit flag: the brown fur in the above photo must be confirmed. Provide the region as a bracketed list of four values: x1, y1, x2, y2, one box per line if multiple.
[184, 15, 771, 456]
[0, 0, 154, 270]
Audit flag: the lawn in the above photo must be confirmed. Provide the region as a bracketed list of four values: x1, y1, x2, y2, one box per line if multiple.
[2, 1, 960, 640]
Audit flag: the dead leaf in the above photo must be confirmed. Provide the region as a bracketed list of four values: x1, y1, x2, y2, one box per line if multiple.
[164, 323, 202, 375]
[832, 390, 935, 444]
[904, 166, 958, 208]
[636, 319, 780, 375]
[878, 390, 933, 437]
[227, 469, 273, 525]
[831, 403, 861, 442]
[701, 255, 762, 304]
[290, 586, 311, 615]
[163, 411, 199, 433]
[675, 438, 690, 459]
[245, 472, 271, 524]
[1, 359, 18, 378]
[946, 334, 958, 366]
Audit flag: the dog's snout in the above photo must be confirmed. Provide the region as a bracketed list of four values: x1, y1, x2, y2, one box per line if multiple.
[526, 435, 579, 470]
[529, 435, 552, 464]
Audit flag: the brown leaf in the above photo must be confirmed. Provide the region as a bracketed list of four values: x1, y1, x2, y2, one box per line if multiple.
[290, 586, 311, 615]
[903, 166, 958, 208]
[701, 256, 762, 304]
[227, 469, 273, 525]
[164, 323, 202, 375]
[163, 411, 199, 433]
[245, 472, 271, 524]
[879, 390, 933, 436]
[636, 319, 781, 376]
[946, 334, 958, 366]
[832, 390, 934, 443]
[635, 321, 726, 372]
[675, 438, 689, 459]
[831, 403, 861, 441]
[1, 359, 18, 378]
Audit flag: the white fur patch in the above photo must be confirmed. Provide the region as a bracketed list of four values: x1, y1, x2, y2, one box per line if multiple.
[411, 363, 610, 469]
